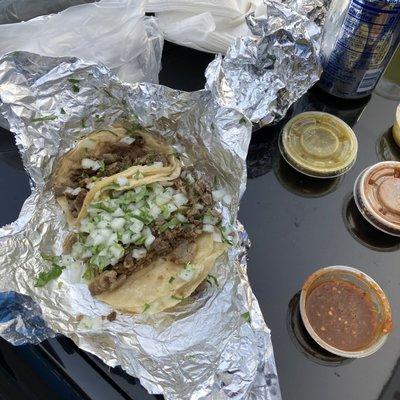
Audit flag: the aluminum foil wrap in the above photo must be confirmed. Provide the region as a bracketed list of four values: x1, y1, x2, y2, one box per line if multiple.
[0, 52, 281, 400]
[205, 0, 323, 126]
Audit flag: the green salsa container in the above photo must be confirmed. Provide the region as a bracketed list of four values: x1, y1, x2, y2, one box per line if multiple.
[279, 112, 358, 178]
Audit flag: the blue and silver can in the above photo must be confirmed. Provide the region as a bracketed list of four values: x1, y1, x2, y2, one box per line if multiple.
[319, 0, 400, 99]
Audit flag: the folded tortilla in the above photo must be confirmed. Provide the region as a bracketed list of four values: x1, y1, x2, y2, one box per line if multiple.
[53, 126, 179, 226]
[97, 233, 226, 314]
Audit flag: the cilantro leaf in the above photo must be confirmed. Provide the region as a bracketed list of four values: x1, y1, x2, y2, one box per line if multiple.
[206, 274, 219, 287]
[171, 295, 185, 301]
[31, 115, 58, 123]
[35, 265, 64, 287]
[241, 311, 251, 323]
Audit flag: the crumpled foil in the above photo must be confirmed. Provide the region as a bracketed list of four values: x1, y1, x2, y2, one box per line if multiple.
[205, 0, 323, 126]
[0, 52, 281, 400]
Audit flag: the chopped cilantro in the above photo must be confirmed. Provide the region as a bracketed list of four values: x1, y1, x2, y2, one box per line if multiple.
[171, 295, 185, 301]
[81, 117, 86, 128]
[98, 160, 106, 172]
[220, 226, 234, 246]
[60, 108, 66, 114]
[31, 115, 58, 122]
[159, 218, 178, 233]
[206, 274, 219, 287]
[82, 266, 95, 281]
[41, 253, 61, 263]
[134, 236, 146, 245]
[71, 84, 80, 93]
[91, 203, 114, 213]
[104, 89, 113, 97]
[133, 170, 143, 180]
[68, 78, 80, 84]
[131, 214, 148, 224]
[241, 311, 251, 323]
[143, 303, 150, 312]
[239, 116, 247, 125]
[35, 265, 64, 287]
[169, 276, 175, 284]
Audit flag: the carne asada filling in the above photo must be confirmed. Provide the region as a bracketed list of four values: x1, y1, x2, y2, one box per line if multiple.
[69, 170, 222, 295]
[56, 136, 169, 218]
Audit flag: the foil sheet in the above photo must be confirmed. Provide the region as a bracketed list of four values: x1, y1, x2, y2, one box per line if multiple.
[205, 0, 323, 126]
[0, 52, 281, 400]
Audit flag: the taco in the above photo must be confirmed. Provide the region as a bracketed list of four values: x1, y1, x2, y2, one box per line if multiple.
[53, 126, 179, 226]
[66, 168, 228, 314]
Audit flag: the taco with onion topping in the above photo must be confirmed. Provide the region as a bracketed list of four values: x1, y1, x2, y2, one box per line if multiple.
[63, 167, 229, 314]
[53, 126, 179, 226]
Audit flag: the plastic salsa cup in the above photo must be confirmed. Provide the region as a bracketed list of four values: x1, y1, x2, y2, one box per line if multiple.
[279, 111, 358, 178]
[354, 161, 400, 237]
[300, 266, 392, 358]
[393, 104, 400, 147]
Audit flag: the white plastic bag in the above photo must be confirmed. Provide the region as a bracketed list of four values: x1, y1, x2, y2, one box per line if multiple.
[145, 0, 264, 54]
[0, 0, 163, 84]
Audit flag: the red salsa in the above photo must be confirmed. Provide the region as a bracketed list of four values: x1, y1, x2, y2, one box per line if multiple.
[305, 280, 379, 351]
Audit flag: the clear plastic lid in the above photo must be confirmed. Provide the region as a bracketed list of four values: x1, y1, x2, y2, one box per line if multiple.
[279, 111, 358, 178]
[354, 161, 400, 237]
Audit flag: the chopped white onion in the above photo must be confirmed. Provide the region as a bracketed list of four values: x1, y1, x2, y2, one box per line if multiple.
[86, 182, 95, 190]
[195, 203, 204, 210]
[176, 213, 187, 223]
[185, 174, 195, 184]
[81, 158, 101, 171]
[178, 264, 196, 282]
[155, 193, 172, 206]
[132, 247, 147, 259]
[112, 208, 124, 217]
[212, 231, 222, 243]
[212, 189, 225, 201]
[149, 204, 161, 219]
[110, 244, 124, 259]
[144, 232, 155, 248]
[97, 220, 108, 229]
[117, 176, 129, 187]
[152, 162, 163, 168]
[130, 219, 144, 233]
[119, 136, 135, 145]
[110, 218, 125, 231]
[63, 186, 82, 196]
[202, 224, 215, 233]
[203, 214, 217, 225]
[173, 193, 188, 207]
[121, 231, 131, 245]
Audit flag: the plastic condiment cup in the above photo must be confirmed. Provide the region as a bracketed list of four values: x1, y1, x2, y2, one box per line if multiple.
[279, 112, 358, 178]
[393, 104, 400, 147]
[300, 266, 392, 358]
[354, 161, 400, 237]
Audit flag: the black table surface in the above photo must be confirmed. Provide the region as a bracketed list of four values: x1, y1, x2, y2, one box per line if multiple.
[0, 42, 399, 400]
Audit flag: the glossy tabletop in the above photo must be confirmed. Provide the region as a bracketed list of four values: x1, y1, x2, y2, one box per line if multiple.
[0, 42, 399, 400]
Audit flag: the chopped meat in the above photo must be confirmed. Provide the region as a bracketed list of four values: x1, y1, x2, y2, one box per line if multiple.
[73, 189, 88, 213]
[106, 311, 117, 322]
[58, 134, 171, 217]
[168, 240, 197, 264]
[89, 270, 127, 296]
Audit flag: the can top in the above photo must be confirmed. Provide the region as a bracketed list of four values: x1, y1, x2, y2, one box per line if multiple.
[356, 161, 400, 235]
[280, 112, 358, 178]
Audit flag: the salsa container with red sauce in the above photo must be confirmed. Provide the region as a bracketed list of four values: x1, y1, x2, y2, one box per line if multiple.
[300, 266, 392, 358]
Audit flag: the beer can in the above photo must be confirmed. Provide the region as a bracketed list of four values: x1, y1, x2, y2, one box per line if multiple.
[319, 0, 400, 99]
